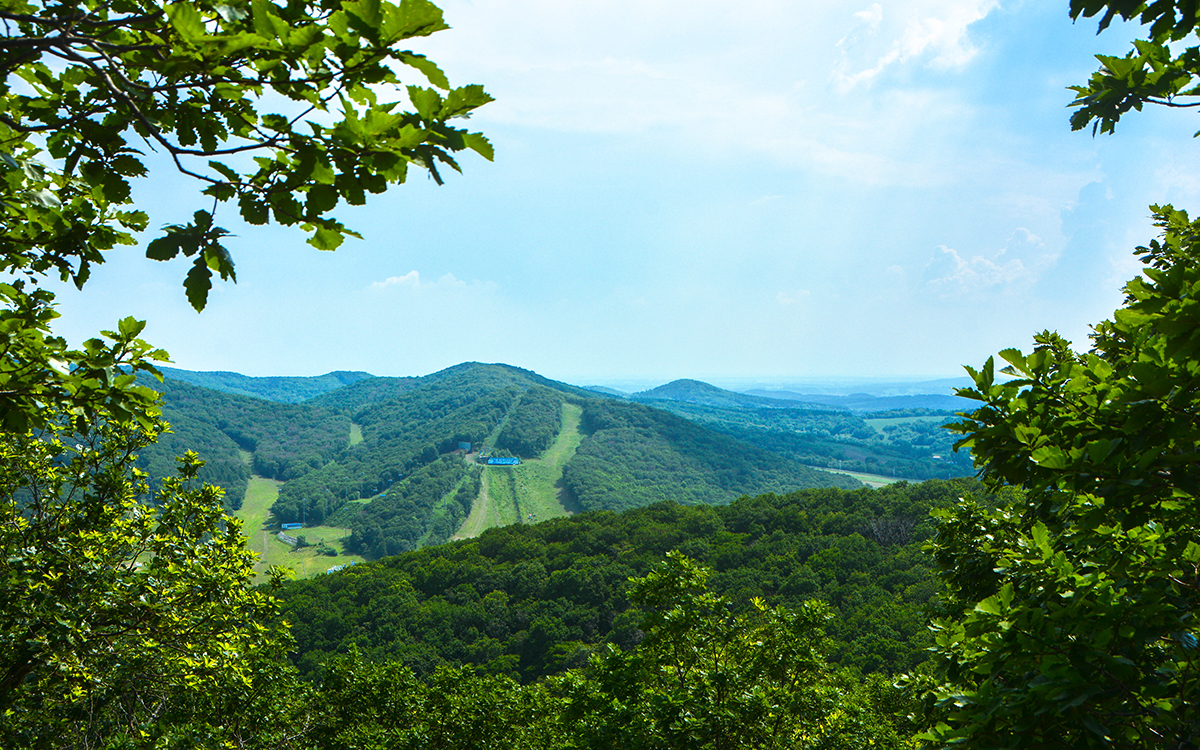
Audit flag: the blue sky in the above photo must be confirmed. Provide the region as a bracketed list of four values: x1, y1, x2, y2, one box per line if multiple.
[46, 0, 1200, 387]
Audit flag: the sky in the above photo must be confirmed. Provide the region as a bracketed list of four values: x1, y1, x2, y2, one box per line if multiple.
[44, 0, 1200, 388]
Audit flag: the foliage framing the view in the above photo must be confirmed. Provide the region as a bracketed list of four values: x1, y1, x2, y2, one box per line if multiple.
[0, 414, 296, 747]
[1070, 0, 1200, 135]
[913, 205, 1200, 748]
[0, 0, 492, 744]
[0, 0, 492, 311]
[899, 4, 1200, 746]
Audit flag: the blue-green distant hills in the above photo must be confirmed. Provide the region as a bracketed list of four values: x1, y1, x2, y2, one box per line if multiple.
[633, 379, 827, 410]
[138, 363, 873, 559]
[158, 366, 374, 403]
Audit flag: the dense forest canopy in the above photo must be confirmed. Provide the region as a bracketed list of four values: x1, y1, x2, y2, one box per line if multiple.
[277, 479, 1000, 682]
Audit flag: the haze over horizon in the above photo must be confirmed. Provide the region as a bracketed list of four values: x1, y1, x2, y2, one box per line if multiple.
[44, 1, 1192, 384]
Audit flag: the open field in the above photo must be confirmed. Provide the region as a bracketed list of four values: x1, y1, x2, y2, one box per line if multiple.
[486, 468, 522, 526]
[453, 469, 495, 539]
[348, 422, 363, 446]
[507, 402, 583, 522]
[234, 474, 365, 579]
[863, 414, 953, 435]
[813, 467, 905, 489]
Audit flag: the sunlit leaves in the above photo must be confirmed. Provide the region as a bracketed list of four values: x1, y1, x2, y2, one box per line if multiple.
[0, 419, 298, 747]
[556, 551, 908, 750]
[1069, 3, 1200, 135]
[3, 0, 492, 310]
[0, 283, 167, 433]
[919, 205, 1200, 748]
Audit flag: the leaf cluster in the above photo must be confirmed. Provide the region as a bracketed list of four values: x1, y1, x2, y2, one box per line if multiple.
[1069, 0, 1200, 136]
[0, 0, 492, 309]
[0, 411, 297, 748]
[917, 205, 1200, 748]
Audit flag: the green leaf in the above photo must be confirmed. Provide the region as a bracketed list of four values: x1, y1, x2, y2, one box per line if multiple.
[1183, 542, 1200, 564]
[998, 348, 1028, 373]
[394, 0, 448, 38]
[184, 256, 213, 312]
[407, 86, 443, 120]
[346, 0, 381, 30]
[1032, 522, 1052, 558]
[116, 317, 147, 339]
[974, 596, 1002, 616]
[29, 189, 61, 209]
[399, 52, 450, 89]
[1030, 445, 1069, 469]
[308, 225, 345, 250]
[251, 0, 289, 39]
[208, 160, 240, 181]
[1086, 439, 1113, 463]
[306, 184, 338, 213]
[214, 3, 248, 23]
[166, 3, 206, 42]
[204, 244, 236, 282]
[462, 132, 494, 161]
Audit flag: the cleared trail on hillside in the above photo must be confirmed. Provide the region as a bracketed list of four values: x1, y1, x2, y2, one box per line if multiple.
[453, 402, 584, 540]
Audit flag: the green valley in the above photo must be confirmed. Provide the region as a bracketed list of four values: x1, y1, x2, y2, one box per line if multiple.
[234, 474, 366, 579]
[140, 362, 879, 569]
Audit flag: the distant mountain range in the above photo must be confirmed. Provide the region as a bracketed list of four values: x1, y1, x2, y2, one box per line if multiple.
[742, 389, 974, 412]
[632, 379, 827, 410]
[161, 366, 972, 413]
[582, 376, 973, 413]
[159, 366, 374, 403]
[140, 363, 875, 561]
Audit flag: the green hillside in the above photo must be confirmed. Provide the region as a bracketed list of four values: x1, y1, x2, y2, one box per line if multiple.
[563, 399, 859, 512]
[159, 366, 373, 402]
[282, 363, 856, 558]
[630, 389, 974, 480]
[139, 363, 862, 565]
[277, 478, 1000, 682]
[135, 376, 351, 510]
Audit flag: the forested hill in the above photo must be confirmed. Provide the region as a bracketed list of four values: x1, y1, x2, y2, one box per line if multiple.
[632, 379, 826, 410]
[158, 366, 374, 403]
[277, 478, 1005, 683]
[276, 363, 859, 556]
[562, 398, 857, 513]
[138, 362, 857, 557]
[134, 377, 351, 510]
[612, 377, 974, 481]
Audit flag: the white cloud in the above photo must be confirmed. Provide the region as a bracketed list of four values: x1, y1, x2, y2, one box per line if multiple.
[370, 270, 421, 289]
[369, 271, 470, 290]
[922, 228, 1051, 295]
[834, 0, 1000, 90]
[417, 0, 1005, 190]
[856, 3, 884, 26]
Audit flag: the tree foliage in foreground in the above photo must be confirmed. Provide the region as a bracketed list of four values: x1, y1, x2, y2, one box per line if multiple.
[914, 210, 1200, 746]
[279, 479, 987, 683]
[308, 552, 909, 750]
[1070, 0, 1200, 136]
[0, 412, 297, 748]
[553, 551, 906, 750]
[0, 0, 492, 743]
[0, 0, 492, 310]
[908, 1, 1200, 745]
